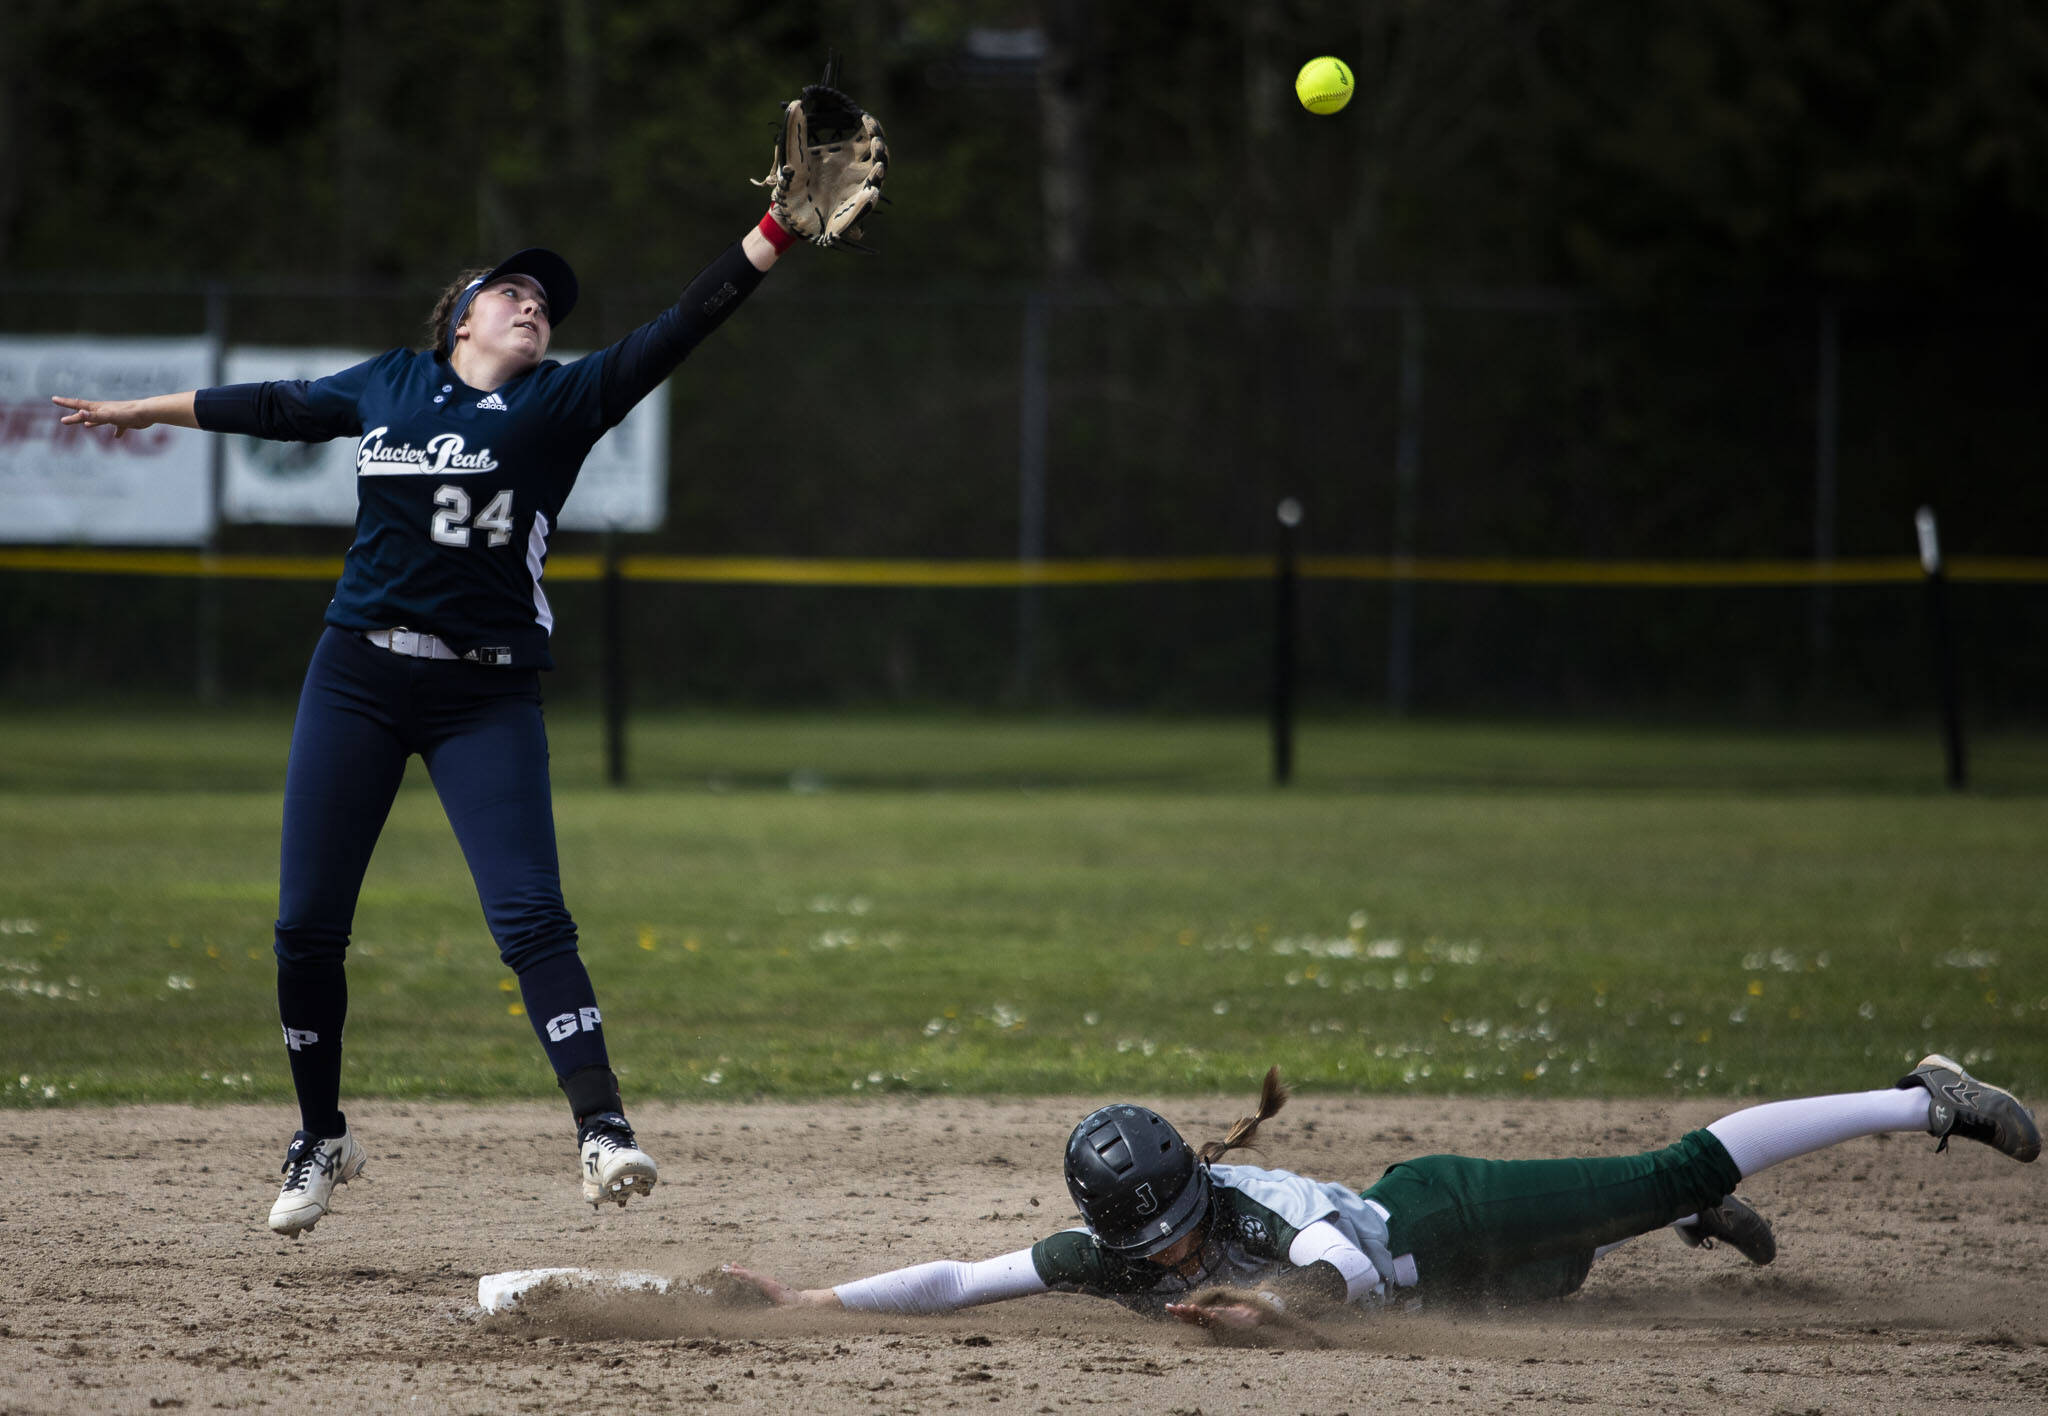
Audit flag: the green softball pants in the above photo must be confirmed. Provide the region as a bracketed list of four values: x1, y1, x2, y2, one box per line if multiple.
[1360, 1127, 1743, 1304]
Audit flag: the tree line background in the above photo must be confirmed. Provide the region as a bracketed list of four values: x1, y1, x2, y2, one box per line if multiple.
[2, 1, 2045, 718]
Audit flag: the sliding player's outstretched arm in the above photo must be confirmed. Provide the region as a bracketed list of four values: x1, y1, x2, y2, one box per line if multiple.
[722, 1250, 1049, 1315]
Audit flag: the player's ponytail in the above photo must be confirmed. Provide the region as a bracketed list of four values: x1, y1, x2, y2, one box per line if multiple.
[1197, 1066, 1290, 1164]
[424, 268, 493, 353]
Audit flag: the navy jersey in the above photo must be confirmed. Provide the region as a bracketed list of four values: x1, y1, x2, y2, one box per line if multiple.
[195, 243, 764, 668]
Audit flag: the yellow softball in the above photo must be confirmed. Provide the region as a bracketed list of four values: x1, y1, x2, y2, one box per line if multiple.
[1295, 56, 1353, 116]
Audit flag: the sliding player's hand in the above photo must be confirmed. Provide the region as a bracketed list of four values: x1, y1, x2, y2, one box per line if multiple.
[1166, 1298, 1268, 1330]
[718, 1262, 842, 1308]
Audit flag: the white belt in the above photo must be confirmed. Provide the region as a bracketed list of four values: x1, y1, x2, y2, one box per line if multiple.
[364, 627, 461, 661]
[1363, 1197, 1421, 1287]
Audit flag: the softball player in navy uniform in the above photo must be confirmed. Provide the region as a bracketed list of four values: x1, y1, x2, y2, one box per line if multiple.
[52, 82, 886, 1237]
[726, 1054, 2036, 1330]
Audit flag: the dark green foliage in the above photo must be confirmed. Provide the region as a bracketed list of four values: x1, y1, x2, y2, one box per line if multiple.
[7, 5, 2048, 719]
[7, 3, 2048, 291]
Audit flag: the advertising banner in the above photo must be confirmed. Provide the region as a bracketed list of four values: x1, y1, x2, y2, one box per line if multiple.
[221, 348, 667, 532]
[217, 347, 367, 526]
[0, 337, 218, 544]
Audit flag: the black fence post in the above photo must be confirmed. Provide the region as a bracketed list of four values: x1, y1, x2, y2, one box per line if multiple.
[1387, 296, 1424, 715]
[1271, 498, 1302, 786]
[1809, 299, 1840, 697]
[1014, 290, 1050, 704]
[1914, 506, 1966, 791]
[602, 530, 628, 788]
[196, 280, 228, 705]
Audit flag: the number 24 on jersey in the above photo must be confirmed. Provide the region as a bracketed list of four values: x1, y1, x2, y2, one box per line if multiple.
[431, 485, 514, 548]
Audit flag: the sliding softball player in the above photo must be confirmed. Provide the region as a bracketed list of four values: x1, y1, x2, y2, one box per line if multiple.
[726, 1054, 2036, 1329]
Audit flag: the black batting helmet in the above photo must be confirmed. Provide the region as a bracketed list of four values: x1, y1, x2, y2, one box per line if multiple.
[1063, 1104, 1212, 1257]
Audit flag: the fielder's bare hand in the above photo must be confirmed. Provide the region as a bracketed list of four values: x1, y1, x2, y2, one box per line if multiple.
[50, 392, 198, 438]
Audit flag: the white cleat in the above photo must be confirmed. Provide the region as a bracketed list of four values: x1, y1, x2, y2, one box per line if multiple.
[268, 1128, 367, 1236]
[578, 1111, 658, 1208]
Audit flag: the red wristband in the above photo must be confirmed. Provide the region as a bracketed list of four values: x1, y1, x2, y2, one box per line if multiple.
[757, 210, 797, 253]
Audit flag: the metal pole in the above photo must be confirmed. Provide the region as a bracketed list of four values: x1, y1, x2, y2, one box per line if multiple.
[1914, 507, 1966, 791]
[1272, 498, 1302, 786]
[1810, 300, 1840, 689]
[602, 529, 628, 788]
[1014, 291, 1050, 702]
[1387, 297, 1423, 715]
[196, 281, 228, 705]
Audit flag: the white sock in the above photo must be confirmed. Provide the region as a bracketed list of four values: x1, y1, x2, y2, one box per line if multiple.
[1706, 1088, 1928, 1178]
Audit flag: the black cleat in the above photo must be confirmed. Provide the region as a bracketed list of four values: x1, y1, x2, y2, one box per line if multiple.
[1897, 1054, 2041, 1162]
[1674, 1194, 1775, 1265]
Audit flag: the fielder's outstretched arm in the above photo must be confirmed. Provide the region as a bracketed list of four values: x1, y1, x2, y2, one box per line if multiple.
[50, 392, 199, 438]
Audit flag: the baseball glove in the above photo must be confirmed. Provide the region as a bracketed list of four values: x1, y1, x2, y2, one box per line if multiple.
[754, 76, 888, 252]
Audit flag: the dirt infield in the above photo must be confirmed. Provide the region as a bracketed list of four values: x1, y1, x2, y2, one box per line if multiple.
[3, 1094, 2043, 1414]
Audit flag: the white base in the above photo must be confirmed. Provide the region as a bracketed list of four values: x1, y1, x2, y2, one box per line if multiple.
[477, 1267, 674, 1314]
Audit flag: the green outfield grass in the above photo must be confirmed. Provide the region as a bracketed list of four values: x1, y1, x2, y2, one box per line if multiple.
[3, 708, 2044, 1108]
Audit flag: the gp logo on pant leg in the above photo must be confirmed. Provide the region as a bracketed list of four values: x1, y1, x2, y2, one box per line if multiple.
[545, 1006, 603, 1043]
[282, 1027, 320, 1051]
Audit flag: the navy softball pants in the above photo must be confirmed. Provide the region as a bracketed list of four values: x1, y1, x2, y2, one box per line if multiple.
[275, 627, 577, 971]
[272, 627, 608, 1135]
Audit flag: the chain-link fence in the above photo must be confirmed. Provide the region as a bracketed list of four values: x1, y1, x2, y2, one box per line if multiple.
[4, 281, 2044, 719]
